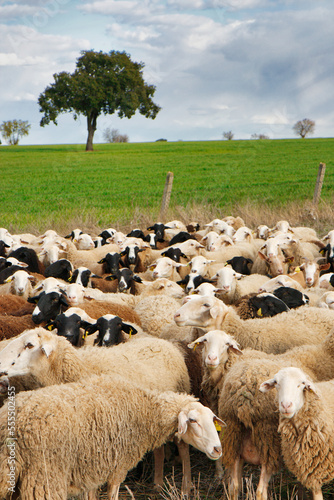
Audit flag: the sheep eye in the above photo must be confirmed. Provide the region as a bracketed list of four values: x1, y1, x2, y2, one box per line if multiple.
[25, 342, 34, 349]
[203, 303, 210, 308]
[189, 418, 197, 424]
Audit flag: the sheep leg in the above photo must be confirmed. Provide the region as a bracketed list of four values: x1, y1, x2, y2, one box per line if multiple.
[176, 439, 192, 496]
[312, 490, 323, 500]
[86, 490, 99, 500]
[214, 456, 224, 479]
[229, 456, 244, 500]
[153, 445, 165, 489]
[107, 483, 120, 500]
[255, 464, 272, 500]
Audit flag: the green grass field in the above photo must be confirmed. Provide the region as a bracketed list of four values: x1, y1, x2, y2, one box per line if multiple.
[1, 138, 333, 233]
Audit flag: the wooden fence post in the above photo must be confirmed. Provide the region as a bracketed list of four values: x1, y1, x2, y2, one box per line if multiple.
[313, 163, 326, 205]
[160, 172, 174, 220]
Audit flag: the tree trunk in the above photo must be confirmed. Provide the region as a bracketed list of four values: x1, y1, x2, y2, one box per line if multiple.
[86, 112, 98, 151]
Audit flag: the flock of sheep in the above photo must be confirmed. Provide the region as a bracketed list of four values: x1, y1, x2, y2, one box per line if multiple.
[0, 217, 334, 499]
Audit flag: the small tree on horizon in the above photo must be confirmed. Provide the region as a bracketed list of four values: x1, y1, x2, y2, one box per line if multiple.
[0, 120, 31, 145]
[251, 133, 269, 140]
[292, 118, 315, 138]
[223, 131, 234, 140]
[103, 127, 129, 143]
[38, 50, 160, 151]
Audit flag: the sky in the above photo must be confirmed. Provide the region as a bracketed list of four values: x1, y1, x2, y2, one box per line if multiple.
[0, 0, 333, 145]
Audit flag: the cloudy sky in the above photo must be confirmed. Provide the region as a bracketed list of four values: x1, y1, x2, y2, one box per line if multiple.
[1, 0, 333, 145]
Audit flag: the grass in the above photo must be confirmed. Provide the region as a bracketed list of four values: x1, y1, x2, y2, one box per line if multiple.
[1, 138, 333, 233]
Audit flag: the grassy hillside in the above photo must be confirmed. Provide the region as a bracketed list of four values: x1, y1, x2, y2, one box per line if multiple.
[1, 138, 333, 233]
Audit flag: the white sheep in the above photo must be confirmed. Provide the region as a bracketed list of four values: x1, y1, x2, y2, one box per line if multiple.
[73, 232, 95, 250]
[32, 276, 68, 294]
[0, 375, 224, 499]
[260, 366, 334, 500]
[149, 257, 184, 281]
[174, 295, 334, 354]
[257, 274, 305, 293]
[212, 330, 334, 500]
[191, 282, 222, 297]
[0, 329, 200, 495]
[38, 242, 67, 266]
[187, 255, 215, 277]
[211, 265, 269, 304]
[0, 270, 36, 299]
[204, 218, 235, 237]
[232, 226, 254, 243]
[169, 239, 205, 259]
[316, 291, 334, 309]
[201, 231, 233, 251]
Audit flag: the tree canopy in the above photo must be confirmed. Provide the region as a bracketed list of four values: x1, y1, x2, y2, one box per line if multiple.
[292, 118, 315, 138]
[38, 50, 161, 151]
[0, 120, 31, 145]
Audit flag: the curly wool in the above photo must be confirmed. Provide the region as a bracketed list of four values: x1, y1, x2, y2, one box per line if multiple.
[0, 377, 198, 499]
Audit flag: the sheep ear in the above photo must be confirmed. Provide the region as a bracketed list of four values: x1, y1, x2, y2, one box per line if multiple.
[304, 381, 319, 397]
[84, 323, 99, 336]
[188, 335, 207, 350]
[177, 411, 188, 435]
[258, 251, 269, 262]
[41, 341, 55, 358]
[4, 276, 13, 283]
[227, 343, 243, 355]
[182, 296, 193, 304]
[210, 305, 222, 319]
[213, 415, 226, 431]
[259, 378, 277, 393]
[122, 323, 138, 336]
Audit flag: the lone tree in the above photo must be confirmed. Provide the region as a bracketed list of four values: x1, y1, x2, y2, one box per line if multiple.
[223, 131, 234, 140]
[0, 120, 31, 145]
[292, 118, 315, 138]
[38, 50, 161, 151]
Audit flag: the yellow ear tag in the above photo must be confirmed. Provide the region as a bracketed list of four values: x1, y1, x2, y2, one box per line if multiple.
[257, 308, 263, 317]
[149, 265, 155, 271]
[129, 328, 133, 338]
[47, 325, 53, 331]
[193, 342, 199, 351]
[4, 277, 11, 283]
[224, 262, 228, 267]
[295, 267, 301, 272]
[83, 331, 88, 339]
[215, 421, 222, 432]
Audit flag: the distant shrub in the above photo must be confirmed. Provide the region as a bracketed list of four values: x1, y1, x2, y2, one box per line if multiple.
[251, 133, 270, 140]
[156, 138, 167, 142]
[223, 131, 234, 140]
[103, 127, 129, 143]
